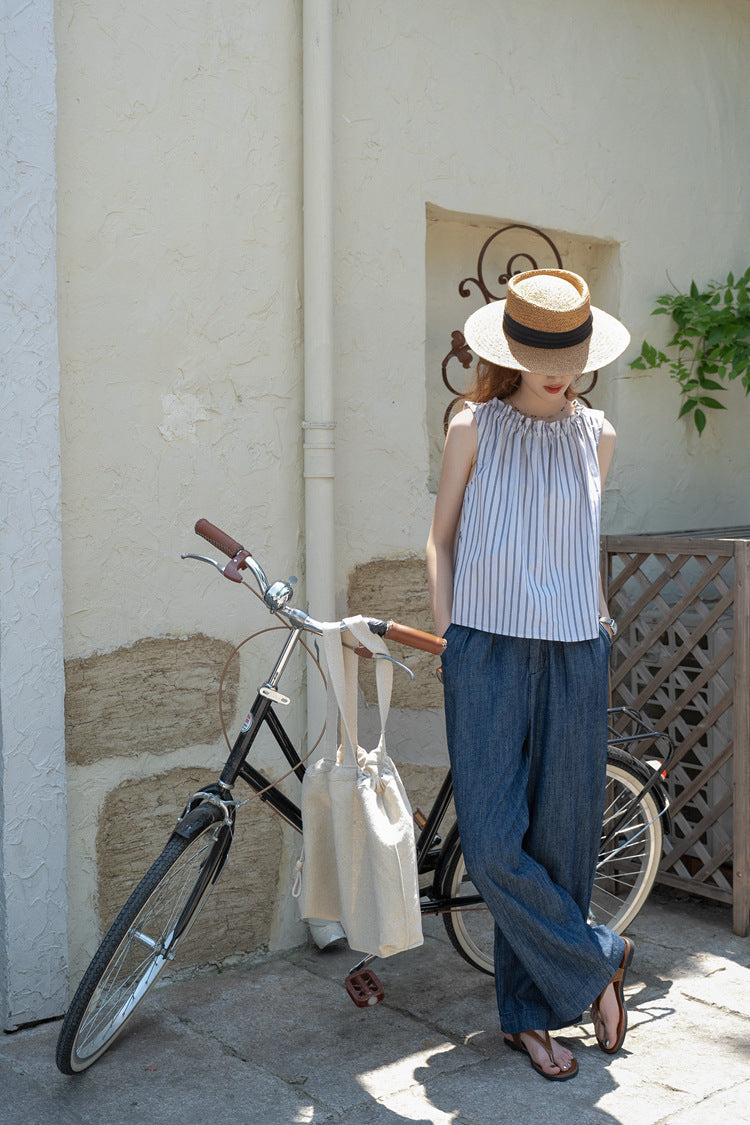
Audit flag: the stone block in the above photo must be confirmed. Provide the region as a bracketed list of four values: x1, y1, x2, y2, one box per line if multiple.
[65, 634, 239, 765]
[347, 558, 444, 710]
[97, 765, 283, 965]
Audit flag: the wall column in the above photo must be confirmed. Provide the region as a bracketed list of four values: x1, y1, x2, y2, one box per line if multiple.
[0, 0, 68, 1027]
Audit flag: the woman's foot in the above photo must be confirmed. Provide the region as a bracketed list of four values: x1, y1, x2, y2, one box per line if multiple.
[503, 1029, 578, 1081]
[593, 978, 622, 1046]
[591, 938, 635, 1053]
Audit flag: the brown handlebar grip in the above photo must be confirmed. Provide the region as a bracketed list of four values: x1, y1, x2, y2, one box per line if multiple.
[384, 621, 447, 655]
[194, 518, 246, 560]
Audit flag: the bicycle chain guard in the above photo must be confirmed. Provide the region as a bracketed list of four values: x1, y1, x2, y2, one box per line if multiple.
[345, 968, 385, 1008]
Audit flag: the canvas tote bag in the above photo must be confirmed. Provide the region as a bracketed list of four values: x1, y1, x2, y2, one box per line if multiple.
[293, 616, 423, 958]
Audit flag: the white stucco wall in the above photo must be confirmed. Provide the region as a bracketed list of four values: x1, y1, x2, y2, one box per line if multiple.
[0, 0, 68, 1027]
[57, 0, 304, 656]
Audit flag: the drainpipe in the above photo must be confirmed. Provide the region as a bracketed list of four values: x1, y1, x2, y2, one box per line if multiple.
[302, 0, 335, 744]
[301, 0, 345, 951]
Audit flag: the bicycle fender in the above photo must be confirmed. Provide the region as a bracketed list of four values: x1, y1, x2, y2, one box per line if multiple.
[172, 804, 224, 841]
[607, 747, 672, 834]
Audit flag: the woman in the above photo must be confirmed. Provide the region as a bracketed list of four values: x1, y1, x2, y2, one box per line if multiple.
[426, 269, 633, 1082]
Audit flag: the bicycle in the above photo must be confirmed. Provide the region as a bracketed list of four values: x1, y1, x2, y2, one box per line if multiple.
[56, 518, 672, 1075]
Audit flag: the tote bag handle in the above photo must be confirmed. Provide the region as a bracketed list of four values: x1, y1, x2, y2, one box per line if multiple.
[321, 616, 394, 771]
[342, 615, 393, 769]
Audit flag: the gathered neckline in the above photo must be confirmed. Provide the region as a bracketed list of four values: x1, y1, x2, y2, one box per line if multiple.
[493, 397, 584, 430]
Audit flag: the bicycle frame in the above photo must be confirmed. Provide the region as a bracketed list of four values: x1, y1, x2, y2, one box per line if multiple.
[214, 623, 307, 832]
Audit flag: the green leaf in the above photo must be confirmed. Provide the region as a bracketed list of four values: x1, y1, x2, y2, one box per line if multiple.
[639, 268, 750, 433]
[706, 326, 728, 346]
[697, 396, 726, 409]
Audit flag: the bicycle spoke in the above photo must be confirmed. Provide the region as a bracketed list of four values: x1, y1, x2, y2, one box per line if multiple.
[66, 832, 221, 1065]
[591, 759, 663, 932]
[77, 955, 163, 1053]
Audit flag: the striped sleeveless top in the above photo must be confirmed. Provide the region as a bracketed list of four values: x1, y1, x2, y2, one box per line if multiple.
[451, 398, 605, 642]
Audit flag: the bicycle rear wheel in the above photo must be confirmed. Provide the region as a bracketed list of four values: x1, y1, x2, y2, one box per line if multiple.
[437, 825, 494, 975]
[589, 748, 663, 933]
[437, 751, 664, 976]
[56, 819, 231, 1074]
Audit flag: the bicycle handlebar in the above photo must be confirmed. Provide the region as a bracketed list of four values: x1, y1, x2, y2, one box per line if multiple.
[381, 621, 446, 656]
[195, 517, 246, 559]
[195, 518, 253, 583]
[192, 518, 446, 656]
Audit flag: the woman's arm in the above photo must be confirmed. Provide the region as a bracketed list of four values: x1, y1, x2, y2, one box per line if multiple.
[597, 418, 617, 632]
[426, 407, 478, 637]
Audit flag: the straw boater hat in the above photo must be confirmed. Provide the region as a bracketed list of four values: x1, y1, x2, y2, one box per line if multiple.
[463, 269, 630, 376]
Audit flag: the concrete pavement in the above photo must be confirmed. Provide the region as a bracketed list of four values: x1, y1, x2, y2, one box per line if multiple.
[1, 889, 749, 1125]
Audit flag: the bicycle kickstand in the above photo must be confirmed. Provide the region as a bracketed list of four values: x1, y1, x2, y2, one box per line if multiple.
[345, 955, 385, 1008]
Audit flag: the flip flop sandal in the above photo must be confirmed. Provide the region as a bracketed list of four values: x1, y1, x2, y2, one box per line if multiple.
[504, 1030, 579, 1082]
[591, 937, 635, 1054]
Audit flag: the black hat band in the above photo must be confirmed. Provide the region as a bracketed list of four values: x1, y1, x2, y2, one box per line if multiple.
[503, 310, 594, 350]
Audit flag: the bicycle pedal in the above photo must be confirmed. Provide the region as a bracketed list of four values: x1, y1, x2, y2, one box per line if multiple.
[345, 968, 385, 1008]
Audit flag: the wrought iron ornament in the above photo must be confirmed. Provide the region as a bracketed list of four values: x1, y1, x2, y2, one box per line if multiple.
[441, 224, 598, 431]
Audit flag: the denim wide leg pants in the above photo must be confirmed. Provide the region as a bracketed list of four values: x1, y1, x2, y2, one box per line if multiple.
[441, 623, 625, 1034]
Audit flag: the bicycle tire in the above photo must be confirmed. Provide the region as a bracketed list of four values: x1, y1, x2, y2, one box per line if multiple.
[56, 820, 231, 1075]
[437, 825, 494, 975]
[437, 751, 664, 976]
[590, 747, 663, 933]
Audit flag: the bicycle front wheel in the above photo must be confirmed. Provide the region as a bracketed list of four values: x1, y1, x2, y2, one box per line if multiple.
[56, 820, 231, 1075]
[590, 749, 664, 933]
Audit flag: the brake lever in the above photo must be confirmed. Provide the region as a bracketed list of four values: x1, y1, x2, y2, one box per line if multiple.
[349, 643, 415, 680]
[372, 651, 414, 681]
[181, 551, 251, 584]
[181, 552, 229, 576]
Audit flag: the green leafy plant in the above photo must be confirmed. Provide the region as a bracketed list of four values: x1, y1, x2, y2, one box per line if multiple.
[629, 267, 750, 433]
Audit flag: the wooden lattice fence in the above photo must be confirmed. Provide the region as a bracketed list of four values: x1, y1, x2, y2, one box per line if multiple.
[602, 530, 750, 936]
